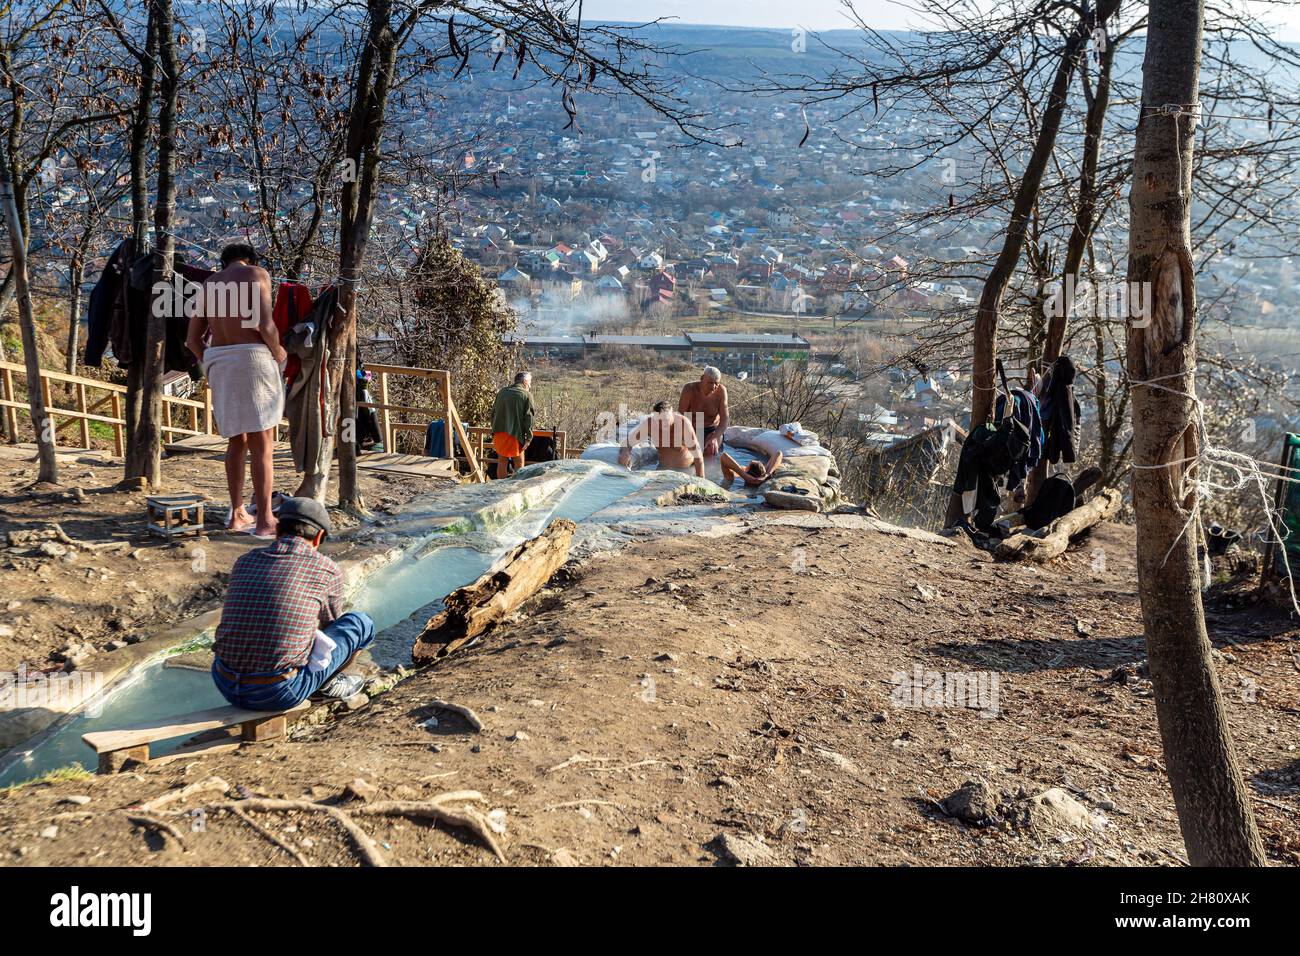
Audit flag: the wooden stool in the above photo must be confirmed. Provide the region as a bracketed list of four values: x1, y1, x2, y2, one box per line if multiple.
[146, 494, 206, 539]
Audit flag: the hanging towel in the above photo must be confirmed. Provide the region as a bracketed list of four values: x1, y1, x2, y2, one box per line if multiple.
[286, 286, 337, 479]
[202, 343, 285, 438]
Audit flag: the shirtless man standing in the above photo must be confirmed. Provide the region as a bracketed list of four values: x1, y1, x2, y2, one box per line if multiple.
[185, 243, 283, 537]
[619, 401, 705, 478]
[678, 366, 729, 457]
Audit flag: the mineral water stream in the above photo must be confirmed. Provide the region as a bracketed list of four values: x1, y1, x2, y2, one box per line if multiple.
[0, 466, 651, 786]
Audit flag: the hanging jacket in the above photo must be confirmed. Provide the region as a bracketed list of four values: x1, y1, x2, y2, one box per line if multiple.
[273, 281, 313, 384]
[1040, 355, 1081, 464]
[124, 251, 212, 377]
[286, 286, 337, 478]
[84, 239, 135, 367]
[995, 386, 1045, 489]
[953, 423, 1010, 533]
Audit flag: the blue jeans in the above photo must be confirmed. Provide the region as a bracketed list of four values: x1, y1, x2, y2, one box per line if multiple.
[212, 611, 376, 711]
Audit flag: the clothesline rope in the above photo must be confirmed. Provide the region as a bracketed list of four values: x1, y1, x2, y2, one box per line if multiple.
[1129, 373, 1300, 618]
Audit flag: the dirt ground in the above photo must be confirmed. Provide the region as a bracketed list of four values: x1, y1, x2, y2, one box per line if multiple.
[2, 506, 1297, 867]
[0, 443, 450, 674]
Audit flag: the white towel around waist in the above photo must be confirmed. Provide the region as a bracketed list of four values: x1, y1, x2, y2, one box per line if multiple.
[202, 343, 285, 438]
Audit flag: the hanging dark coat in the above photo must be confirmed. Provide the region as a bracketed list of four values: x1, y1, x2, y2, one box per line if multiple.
[1040, 355, 1081, 464]
[124, 252, 211, 378]
[995, 387, 1045, 489]
[83, 239, 135, 367]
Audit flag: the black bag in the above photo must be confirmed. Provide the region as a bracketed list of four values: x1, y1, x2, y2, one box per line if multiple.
[528, 433, 558, 463]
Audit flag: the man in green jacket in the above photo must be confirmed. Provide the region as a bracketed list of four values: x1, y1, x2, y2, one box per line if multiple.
[490, 371, 535, 478]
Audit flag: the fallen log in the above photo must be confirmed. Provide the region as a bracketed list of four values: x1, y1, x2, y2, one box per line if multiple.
[413, 518, 576, 663]
[994, 487, 1121, 563]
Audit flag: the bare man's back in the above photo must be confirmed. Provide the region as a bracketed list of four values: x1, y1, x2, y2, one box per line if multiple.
[203, 262, 274, 347]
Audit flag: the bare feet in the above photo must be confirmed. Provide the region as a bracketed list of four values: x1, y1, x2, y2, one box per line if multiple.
[227, 506, 255, 533]
[253, 515, 278, 539]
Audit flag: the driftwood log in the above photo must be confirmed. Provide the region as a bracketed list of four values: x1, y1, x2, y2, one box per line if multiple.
[994, 488, 1122, 563]
[413, 518, 576, 663]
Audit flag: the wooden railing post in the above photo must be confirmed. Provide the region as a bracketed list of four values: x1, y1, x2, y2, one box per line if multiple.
[40, 376, 56, 450]
[1, 365, 17, 443]
[76, 382, 91, 449]
[438, 372, 453, 459]
[111, 392, 124, 457]
[447, 399, 484, 482]
[378, 370, 392, 452]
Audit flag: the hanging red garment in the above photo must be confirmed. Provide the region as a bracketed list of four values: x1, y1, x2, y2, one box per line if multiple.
[273, 281, 314, 383]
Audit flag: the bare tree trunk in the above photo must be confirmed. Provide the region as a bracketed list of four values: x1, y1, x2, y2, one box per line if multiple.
[65, 251, 84, 375]
[1027, 20, 1119, 505]
[0, 267, 12, 442]
[0, 159, 58, 484]
[121, 6, 156, 481]
[944, 0, 1119, 526]
[1126, 0, 1265, 867]
[127, 0, 176, 488]
[338, 323, 361, 503]
[968, 1, 1118, 430]
[316, 0, 396, 509]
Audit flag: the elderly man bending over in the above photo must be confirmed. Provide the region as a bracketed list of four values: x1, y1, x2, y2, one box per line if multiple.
[211, 497, 374, 709]
[679, 365, 729, 458]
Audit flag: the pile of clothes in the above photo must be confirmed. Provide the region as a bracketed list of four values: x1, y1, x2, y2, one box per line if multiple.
[952, 354, 1085, 538]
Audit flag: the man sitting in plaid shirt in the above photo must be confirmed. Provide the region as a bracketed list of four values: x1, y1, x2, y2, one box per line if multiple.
[212, 497, 374, 709]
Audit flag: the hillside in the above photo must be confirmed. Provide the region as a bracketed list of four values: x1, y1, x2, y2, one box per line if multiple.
[3, 507, 1297, 867]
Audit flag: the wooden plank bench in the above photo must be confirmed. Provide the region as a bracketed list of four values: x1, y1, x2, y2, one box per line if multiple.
[82, 700, 310, 773]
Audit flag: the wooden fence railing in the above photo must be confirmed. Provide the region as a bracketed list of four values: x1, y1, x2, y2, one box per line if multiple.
[358, 362, 484, 482]
[0, 359, 493, 483]
[0, 360, 212, 457]
[462, 426, 570, 467]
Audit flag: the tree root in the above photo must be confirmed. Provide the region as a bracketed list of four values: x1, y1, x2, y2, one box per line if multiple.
[125, 813, 188, 850]
[541, 799, 631, 820]
[226, 806, 311, 866]
[203, 799, 388, 867]
[152, 790, 504, 866]
[353, 792, 506, 863]
[135, 775, 230, 813]
[426, 698, 484, 732]
[545, 754, 610, 773]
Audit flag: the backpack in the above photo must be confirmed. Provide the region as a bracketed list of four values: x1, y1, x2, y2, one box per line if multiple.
[976, 360, 1031, 477]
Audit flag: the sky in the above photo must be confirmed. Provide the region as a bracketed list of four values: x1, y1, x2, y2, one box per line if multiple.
[582, 0, 1300, 42]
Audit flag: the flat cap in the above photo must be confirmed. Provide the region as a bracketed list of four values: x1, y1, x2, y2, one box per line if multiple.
[275, 496, 332, 536]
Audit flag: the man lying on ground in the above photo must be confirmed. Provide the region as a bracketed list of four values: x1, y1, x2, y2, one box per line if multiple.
[619, 401, 705, 478]
[678, 366, 729, 458]
[719, 449, 783, 488]
[211, 497, 374, 710]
